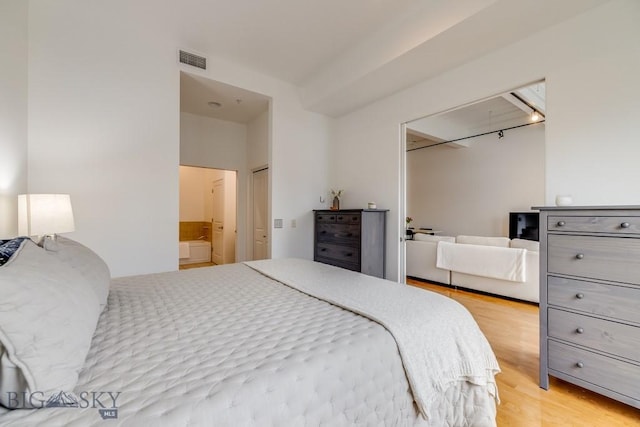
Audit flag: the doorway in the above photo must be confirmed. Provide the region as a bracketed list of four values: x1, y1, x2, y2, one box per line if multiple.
[179, 71, 272, 266]
[402, 81, 546, 280]
[179, 166, 237, 268]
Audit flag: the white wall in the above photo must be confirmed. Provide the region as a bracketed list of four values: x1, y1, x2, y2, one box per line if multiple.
[0, 0, 28, 238]
[180, 112, 248, 170]
[247, 110, 269, 170]
[333, 0, 640, 281]
[407, 124, 544, 237]
[179, 166, 207, 221]
[24, 0, 331, 276]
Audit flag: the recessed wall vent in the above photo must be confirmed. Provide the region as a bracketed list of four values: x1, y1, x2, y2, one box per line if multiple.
[179, 50, 207, 70]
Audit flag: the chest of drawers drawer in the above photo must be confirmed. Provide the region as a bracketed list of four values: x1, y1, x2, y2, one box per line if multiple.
[316, 224, 361, 245]
[548, 340, 640, 402]
[316, 213, 338, 223]
[547, 234, 640, 285]
[548, 276, 640, 324]
[548, 215, 640, 234]
[315, 242, 360, 269]
[335, 213, 361, 224]
[548, 308, 640, 361]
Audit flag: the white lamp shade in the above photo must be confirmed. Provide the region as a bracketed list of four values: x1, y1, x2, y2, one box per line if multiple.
[18, 194, 75, 237]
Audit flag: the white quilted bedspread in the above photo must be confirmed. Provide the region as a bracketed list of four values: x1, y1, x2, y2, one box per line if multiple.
[0, 261, 497, 426]
[246, 259, 500, 421]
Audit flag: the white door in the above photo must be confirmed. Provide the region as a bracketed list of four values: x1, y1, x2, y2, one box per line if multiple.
[253, 168, 268, 260]
[212, 178, 224, 265]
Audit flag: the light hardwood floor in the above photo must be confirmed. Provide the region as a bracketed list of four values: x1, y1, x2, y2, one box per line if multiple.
[406, 278, 640, 427]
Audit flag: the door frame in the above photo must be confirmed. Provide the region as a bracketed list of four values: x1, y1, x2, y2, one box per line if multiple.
[250, 165, 270, 260]
[211, 177, 225, 265]
[398, 123, 408, 280]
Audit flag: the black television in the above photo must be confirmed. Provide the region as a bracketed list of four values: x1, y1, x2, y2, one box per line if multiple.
[509, 212, 539, 241]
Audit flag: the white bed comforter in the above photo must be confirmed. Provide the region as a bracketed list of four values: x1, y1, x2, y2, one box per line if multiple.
[0, 260, 499, 426]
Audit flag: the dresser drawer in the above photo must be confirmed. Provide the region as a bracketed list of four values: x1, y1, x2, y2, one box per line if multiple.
[316, 224, 361, 245]
[335, 213, 361, 224]
[547, 234, 640, 285]
[548, 308, 640, 362]
[316, 242, 360, 264]
[315, 213, 338, 223]
[315, 256, 359, 272]
[548, 340, 640, 401]
[548, 215, 640, 234]
[548, 276, 640, 324]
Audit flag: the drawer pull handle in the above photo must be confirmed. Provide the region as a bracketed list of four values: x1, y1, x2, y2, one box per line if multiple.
[352, 217, 358, 221]
[337, 216, 343, 220]
[576, 362, 584, 369]
[329, 216, 335, 220]
[320, 231, 326, 234]
[345, 253, 353, 257]
[320, 248, 327, 252]
[576, 253, 584, 260]
[621, 222, 631, 229]
[557, 221, 566, 227]
[576, 327, 584, 334]
[576, 293, 585, 299]
[346, 233, 353, 237]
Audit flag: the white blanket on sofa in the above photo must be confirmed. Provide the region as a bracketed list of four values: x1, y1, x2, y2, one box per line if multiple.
[436, 241, 526, 282]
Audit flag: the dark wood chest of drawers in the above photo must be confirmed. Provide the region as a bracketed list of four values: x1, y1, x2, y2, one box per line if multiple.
[313, 209, 387, 278]
[537, 206, 640, 409]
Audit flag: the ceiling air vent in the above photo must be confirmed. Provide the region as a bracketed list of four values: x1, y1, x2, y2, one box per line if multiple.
[179, 50, 207, 70]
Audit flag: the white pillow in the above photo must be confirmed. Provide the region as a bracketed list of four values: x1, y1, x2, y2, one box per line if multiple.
[413, 234, 455, 243]
[42, 236, 111, 310]
[510, 238, 540, 252]
[456, 235, 510, 247]
[0, 240, 101, 408]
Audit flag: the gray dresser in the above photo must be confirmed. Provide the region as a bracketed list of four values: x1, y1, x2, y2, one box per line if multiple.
[537, 206, 640, 409]
[313, 209, 387, 278]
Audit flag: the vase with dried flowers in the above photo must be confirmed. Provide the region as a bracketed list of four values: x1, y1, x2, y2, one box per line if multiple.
[406, 216, 414, 238]
[330, 189, 343, 210]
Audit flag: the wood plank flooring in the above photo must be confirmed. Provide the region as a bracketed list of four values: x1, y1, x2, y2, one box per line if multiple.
[406, 278, 640, 426]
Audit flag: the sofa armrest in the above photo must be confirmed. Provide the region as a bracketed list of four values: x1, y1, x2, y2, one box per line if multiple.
[406, 240, 451, 285]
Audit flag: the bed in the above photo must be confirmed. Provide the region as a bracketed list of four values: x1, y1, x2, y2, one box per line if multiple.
[0, 237, 500, 426]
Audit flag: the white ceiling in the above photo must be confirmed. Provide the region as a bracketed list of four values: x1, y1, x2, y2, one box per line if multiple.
[180, 72, 270, 123]
[407, 82, 546, 150]
[174, 0, 416, 85]
[176, 0, 608, 119]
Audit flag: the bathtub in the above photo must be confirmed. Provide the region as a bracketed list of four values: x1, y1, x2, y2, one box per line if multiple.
[179, 240, 212, 265]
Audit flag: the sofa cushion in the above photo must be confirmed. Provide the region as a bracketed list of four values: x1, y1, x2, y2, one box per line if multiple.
[510, 238, 540, 252]
[413, 234, 455, 243]
[456, 235, 510, 247]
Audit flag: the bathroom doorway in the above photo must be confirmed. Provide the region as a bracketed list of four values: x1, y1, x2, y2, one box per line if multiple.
[179, 165, 237, 268]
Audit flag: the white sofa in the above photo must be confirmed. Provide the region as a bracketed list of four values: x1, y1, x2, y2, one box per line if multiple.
[406, 234, 539, 303]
